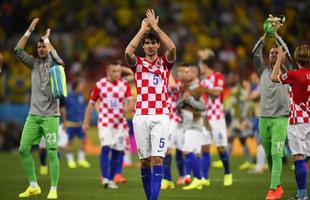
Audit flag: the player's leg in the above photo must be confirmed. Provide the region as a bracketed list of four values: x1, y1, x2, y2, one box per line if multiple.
[42, 116, 60, 199]
[18, 115, 42, 197]
[38, 136, 48, 175]
[162, 148, 174, 189]
[259, 117, 272, 170]
[201, 127, 212, 186]
[270, 117, 288, 189]
[133, 115, 152, 200]
[287, 124, 309, 199]
[66, 127, 77, 168]
[162, 120, 177, 189]
[150, 115, 169, 199]
[98, 126, 113, 186]
[76, 127, 90, 168]
[182, 129, 203, 190]
[211, 118, 232, 186]
[114, 150, 127, 183]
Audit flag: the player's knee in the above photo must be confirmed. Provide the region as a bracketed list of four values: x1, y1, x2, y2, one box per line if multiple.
[217, 146, 225, 153]
[18, 145, 31, 156]
[152, 156, 163, 166]
[201, 145, 210, 152]
[292, 154, 304, 161]
[140, 157, 152, 167]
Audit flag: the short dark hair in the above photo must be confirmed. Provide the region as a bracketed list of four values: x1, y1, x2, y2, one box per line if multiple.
[72, 78, 85, 91]
[142, 32, 160, 44]
[178, 62, 189, 67]
[200, 58, 214, 69]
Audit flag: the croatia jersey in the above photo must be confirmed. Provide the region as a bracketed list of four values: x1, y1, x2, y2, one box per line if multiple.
[279, 68, 310, 124]
[168, 81, 182, 123]
[132, 56, 174, 115]
[90, 78, 133, 129]
[200, 72, 225, 121]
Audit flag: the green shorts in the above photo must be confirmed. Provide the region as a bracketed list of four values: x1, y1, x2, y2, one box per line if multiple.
[259, 117, 288, 157]
[20, 114, 59, 149]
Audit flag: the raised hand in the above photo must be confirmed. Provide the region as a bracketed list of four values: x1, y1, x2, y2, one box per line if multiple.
[42, 28, 51, 40]
[28, 18, 39, 32]
[277, 46, 286, 63]
[146, 9, 159, 30]
[141, 18, 150, 32]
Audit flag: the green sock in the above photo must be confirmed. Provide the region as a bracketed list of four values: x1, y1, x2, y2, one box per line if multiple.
[48, 149, 59, 187]
[19, 145, 37, 183]
[270, 156, 282, 189]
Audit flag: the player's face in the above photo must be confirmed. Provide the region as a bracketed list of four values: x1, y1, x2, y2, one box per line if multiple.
[76, 81, 85, 93]
[269, 48, 278, 65]
[37, 42, 48, 58]
[177, 67, 186, 82]
[108, 64, 121, 82]
[142, 38, 160, 56]
[183, 68, 194, 84]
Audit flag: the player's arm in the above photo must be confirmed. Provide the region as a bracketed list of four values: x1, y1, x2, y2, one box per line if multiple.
[271, 46, 286, 83]
[82, 85, 100, 132]
[123, 82, 135, 113]
[59, 98, 67, 130]
[125, 18, 150, 66]
[14, 18, 39, 68]
[184, 96, 205, 111]
[274, 24, 293, 71]
[202, 88, 221, 97]
[252, 34, 266, 75]
[82, 102, 95, 133]
[42, 29, 64, 66]
[146, 9, 176, 63]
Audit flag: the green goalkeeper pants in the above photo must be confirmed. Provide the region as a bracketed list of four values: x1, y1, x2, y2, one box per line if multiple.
[259, 116, 288, 190]
[19, 114, 60, 187]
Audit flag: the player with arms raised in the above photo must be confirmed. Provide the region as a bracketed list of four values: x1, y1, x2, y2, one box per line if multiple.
[125, 9, 176, 200]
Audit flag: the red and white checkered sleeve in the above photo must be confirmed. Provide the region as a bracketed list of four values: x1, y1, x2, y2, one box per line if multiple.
[89, 84, 100, 104]
[125, 81, 133, 99]
[162, 56, 174, 70]
[279, 70, 295, 85]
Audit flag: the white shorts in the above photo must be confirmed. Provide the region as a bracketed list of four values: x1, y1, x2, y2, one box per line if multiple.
[39, 124, 68, 149]
[98, 126, 126, 151]
[167, 120, 184, 149]
[133, 114, 169, 159]
[209, 118, 228, 147]
[201, 127, 212, 146]
[287, 123, 310, 157]
[182, 128, 202, 154]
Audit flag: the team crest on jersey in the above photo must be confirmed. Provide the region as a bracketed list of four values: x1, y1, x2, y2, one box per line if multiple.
[282, 73, 288, 80]
[218, 79, 224, 86]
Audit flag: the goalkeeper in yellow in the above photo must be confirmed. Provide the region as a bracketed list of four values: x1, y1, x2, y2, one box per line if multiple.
[14, 18, 64, 199]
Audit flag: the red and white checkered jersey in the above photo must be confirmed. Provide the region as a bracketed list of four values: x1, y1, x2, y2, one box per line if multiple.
[90, 77, 133, 129]
[279, 68, 310, 124]
[132, 56, 174, 115]
[168, 81, 182, 123]
[200, 72, 225, 121]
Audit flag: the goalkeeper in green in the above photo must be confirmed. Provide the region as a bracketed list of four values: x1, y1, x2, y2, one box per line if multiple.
[14, 18, 64, 199]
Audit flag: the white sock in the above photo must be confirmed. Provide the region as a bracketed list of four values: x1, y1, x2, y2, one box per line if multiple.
[78, 149, 85, 161]
[30, 181, 38, 188]
[50, 186, 57, 191]
[67, 152, 74, 162]
[256, 144, 266, 171]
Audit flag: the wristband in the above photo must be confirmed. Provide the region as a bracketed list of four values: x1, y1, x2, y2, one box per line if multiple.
[24, 31, 31, 37]
[43, 38, 50, 44]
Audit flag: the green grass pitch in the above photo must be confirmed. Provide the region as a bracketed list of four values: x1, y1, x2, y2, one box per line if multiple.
[0, 128, 308, 200]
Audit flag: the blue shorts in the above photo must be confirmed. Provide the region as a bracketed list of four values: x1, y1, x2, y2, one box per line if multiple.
[67, 127, 85, 141]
